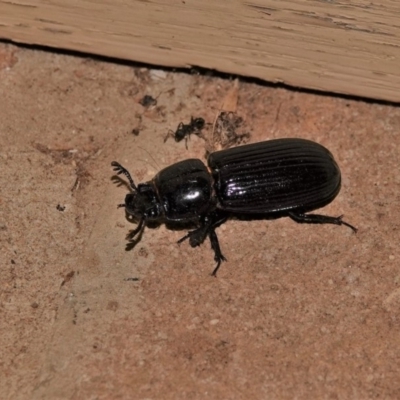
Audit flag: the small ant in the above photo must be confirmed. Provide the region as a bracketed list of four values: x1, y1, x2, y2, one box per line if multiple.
[164, 117, 205, 149]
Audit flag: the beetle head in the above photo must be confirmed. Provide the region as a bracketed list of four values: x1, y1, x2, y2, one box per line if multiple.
[124, 183, 163, 221]
[112, 161, 164, 222]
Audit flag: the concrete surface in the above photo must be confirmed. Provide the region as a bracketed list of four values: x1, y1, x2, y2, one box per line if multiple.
[1, 43, 399, 399]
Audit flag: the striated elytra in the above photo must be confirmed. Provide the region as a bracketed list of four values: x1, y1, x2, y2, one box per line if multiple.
[112, 138, 356, 276]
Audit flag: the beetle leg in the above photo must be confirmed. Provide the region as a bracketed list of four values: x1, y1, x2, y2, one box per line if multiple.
[207, 212, 228, 276]
[177, 225, 208, 247]
[126, 218, 145, 240]
[288, 212, 357, 233]
[209, 229, 227, 277]
[178, 211, 228, 245]
[178, 211, 228, 275]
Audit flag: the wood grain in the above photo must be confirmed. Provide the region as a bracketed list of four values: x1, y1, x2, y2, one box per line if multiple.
[0, 0, 399, 102]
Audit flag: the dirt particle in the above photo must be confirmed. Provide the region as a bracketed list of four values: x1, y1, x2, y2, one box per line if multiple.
[107, 300, 119, 311]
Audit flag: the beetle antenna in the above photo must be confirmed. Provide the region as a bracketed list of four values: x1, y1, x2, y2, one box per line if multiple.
[111, 161, 137, 191]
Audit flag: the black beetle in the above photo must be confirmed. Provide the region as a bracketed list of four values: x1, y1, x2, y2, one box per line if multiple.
[112, 138, 356, 275]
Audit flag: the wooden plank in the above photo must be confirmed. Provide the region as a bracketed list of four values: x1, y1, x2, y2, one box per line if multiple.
[0, 0, 399, 102]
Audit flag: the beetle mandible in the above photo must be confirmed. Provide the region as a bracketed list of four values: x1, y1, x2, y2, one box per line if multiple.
[112, 138, 357, 276]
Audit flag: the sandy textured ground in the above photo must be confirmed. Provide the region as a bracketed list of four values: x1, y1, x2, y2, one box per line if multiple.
[1, 43, 400, 399]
